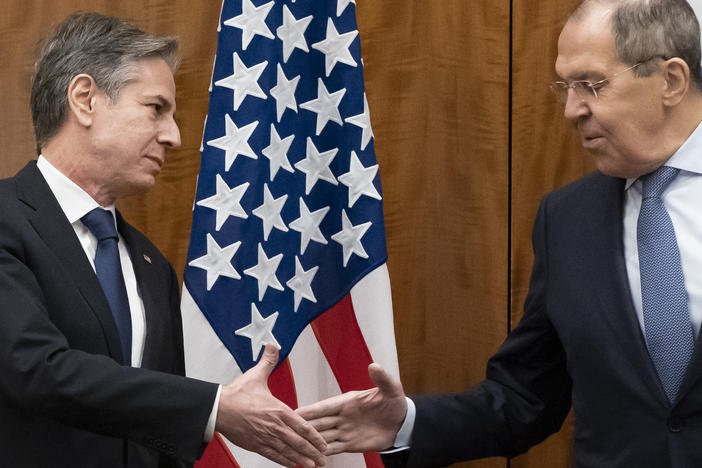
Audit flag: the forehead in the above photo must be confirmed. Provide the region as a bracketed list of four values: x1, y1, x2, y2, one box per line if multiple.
[122, 57, 177, 103]
[555, 7, 619, 79]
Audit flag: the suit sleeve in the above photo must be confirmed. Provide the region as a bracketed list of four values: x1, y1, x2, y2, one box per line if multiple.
[0, 228, 218, 462]
[384, 197, 572, 468]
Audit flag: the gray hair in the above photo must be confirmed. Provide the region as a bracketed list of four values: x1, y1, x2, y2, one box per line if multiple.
[30, 12, 179, 153]
[572, 0, 701, 88]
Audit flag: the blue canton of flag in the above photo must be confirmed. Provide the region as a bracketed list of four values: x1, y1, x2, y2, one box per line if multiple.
[184, 0, 387, 374]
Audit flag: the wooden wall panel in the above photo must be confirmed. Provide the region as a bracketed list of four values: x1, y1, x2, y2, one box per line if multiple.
[510, 0, 593, 467]
[357, 1, 511, 467]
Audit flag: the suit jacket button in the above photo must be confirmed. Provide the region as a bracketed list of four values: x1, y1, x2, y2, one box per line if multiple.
[668, 417, 682, 433]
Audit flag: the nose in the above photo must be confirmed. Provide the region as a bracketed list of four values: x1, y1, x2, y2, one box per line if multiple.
[159, 115, 182, 148]
[563, 88, 591, 123]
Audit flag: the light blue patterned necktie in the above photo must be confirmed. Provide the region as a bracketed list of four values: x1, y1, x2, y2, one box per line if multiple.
[638, 166, 694, 403]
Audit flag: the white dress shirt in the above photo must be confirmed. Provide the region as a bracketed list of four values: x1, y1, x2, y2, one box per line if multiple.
[36, 155, 219, 441]
[624, 122, 702, 337]
[37, 156, 147, 366]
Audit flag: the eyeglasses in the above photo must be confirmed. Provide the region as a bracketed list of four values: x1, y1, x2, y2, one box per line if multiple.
[549, 62, 643, 103]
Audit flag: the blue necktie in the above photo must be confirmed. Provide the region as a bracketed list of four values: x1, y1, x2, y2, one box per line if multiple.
[81, 208, 132, 365]
[638, 166, 694, 403]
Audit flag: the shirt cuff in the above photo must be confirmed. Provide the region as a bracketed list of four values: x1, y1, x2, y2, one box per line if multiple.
[204, 385, 222, 442]
[380, 396, 415, 453]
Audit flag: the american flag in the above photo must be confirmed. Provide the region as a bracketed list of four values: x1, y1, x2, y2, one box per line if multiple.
[181, 0, 399, 466]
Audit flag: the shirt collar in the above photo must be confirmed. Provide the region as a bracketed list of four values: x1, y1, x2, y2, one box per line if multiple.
[36, 155, 117, 225]
[625, 120, 702, 190]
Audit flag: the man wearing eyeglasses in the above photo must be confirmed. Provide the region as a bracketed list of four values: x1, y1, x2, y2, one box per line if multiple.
[297, 0, 702, 466]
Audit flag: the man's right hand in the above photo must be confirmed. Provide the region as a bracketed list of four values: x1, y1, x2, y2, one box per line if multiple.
[215, 344, 327, 468]
[296, 363, 407, 454]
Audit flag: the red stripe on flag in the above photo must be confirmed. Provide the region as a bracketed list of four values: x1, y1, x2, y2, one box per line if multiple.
[362, 452, 385, 468]
[311, 293, 385, 468]
[269, 357, 305, 468]
[268, 357, 299, 409]
[311, 294, 375, 390]
[196, 433, 240, 468]
[196, 359, 298, 468]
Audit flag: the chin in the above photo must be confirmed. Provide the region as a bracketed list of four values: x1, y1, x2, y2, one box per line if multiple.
[592, 150, 661, 179]
[121, 178, 158, 198]
[591, 157, 621, 178]
[593, 160, 641, 180]
[585, 148, 626, 179]
[140, 177, 158, 191]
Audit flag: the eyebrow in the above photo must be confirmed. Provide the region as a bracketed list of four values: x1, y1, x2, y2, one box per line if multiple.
[147, 94, 175, 112]
[558, 69, 607, 82]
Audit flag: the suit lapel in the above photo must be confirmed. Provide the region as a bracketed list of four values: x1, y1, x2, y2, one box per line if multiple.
[582, 175, 669, 406]
[15, 162, 124, 363]
[675, 304, 702, 402]
[676, 338, 702, 403]
[116, 213, 161, 369]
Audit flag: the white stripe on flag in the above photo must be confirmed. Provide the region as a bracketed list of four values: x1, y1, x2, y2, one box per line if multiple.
[350, 263, 399, 379]
[182, 285, 243, 384]
[288, 326, 366, 467]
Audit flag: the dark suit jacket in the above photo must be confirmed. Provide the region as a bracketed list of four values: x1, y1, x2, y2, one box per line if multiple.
[0, 162, 219, 467]
[384, 171, 702, 468]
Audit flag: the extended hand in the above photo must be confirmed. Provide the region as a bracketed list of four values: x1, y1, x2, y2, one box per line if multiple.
[215, 344, 327, 468]
[296, 363, 407, 454]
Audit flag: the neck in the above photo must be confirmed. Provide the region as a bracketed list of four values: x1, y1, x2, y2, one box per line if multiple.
[652, 94, 702, 167]
[42, 135, 116, 207]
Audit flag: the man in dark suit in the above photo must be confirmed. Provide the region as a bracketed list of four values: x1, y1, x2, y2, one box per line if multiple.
[298, 0, 702, 466]
[0, 12, 326, 468]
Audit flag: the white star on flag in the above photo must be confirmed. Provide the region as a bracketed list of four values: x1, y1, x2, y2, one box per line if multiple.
[336, 0, 356, 16]
[196, 174, 249, 230]
[276, 5, 313, 63]
[294, 137, 339, 195]
[269, 64, 300, 122]
[214, 52, 267, 111]
[331, 209, 371, 267]
[286, 256, 319, 312]
[289, 198, 330, 254]
[234, 303, 280, 360]
[243, 243, 285, 301]
[261, 123, 295, 181]
[223, 0, 274, 50]
[206, 115, 258, 172]
[344, 93, 374, 150]
[338, 151, 381, 208]
[311, 18, 358, 77]
[252, 183, 289, 241]
[300, 78, 346, 135]
[188, 233, 241, 291]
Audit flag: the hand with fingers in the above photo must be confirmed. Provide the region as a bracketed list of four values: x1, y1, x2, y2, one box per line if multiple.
[215, 344, 327, 468]
[296, 363, 408, 454]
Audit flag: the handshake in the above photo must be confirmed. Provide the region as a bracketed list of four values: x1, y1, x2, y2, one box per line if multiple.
[215, 344, 408, 468]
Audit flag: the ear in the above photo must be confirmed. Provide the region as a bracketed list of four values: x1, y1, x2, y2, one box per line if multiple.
[67, 74, 99, 128]
[661, 58, 691, 107]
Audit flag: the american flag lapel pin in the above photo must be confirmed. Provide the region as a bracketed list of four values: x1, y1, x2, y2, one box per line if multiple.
[143, 254, 152, 264]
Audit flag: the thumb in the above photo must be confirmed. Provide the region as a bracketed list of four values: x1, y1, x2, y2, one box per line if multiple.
[368, 363, 403, 397]
[252, 344, 279, 380]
